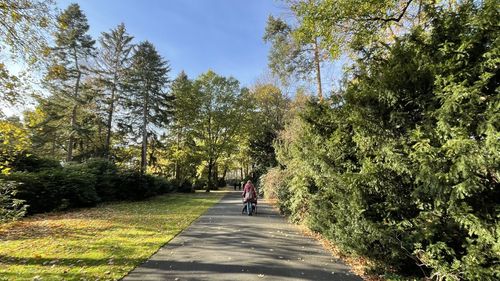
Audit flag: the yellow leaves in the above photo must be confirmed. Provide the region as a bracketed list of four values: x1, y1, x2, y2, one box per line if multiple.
[46, 64, 68, 80]
[59, 20, 69, 31]
[0, 121, 30, 149]
[1, 167, 11, 175]
[10, 10, 22, 23]
[25, 107, 47, 128]
[38, 17, 49, 28]
[41, 45, 51, 58]
[4, 81, 15, 90]
[1, 192, 223, 280]
[0, 120, 30, 174]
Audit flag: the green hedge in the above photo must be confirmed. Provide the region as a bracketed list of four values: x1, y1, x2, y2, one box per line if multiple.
[263, 2, 499, 280]
[1, 158, 177, 216]
[6, 167, 99, 214]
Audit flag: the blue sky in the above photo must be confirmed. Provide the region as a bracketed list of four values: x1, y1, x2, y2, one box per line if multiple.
[58, 0, 286, 87]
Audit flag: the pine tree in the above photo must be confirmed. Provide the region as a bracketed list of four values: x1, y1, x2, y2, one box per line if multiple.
[44, 3, 95, 162]
[123, 41, 170, 174]
[95, 23, 134, 157]
[263, 15, 325, 100]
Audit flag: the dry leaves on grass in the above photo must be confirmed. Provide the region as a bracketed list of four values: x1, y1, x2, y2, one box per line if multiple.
[0, 192, 224, 281]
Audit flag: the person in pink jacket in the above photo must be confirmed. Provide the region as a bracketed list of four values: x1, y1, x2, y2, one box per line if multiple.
[242, 180, 257, 215]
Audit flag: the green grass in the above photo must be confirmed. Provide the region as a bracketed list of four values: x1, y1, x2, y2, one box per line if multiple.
[0, 191, 224, 281]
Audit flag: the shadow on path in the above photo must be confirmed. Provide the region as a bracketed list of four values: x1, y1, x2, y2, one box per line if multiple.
[123, 191, 362, 281]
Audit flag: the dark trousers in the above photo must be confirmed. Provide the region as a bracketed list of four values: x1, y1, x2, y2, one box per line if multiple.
[242, 202, 255, 215]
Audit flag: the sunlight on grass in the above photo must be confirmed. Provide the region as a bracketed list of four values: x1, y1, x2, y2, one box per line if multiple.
[0, 192, 224, 281]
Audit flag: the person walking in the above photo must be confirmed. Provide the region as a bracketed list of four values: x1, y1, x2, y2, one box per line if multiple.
[242, 180, 257, 215]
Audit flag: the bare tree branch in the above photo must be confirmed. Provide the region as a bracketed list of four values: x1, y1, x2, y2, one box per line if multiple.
[361, 0, 414, 23]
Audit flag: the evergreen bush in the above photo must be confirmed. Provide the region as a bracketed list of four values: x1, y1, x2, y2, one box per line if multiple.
[81, 158, 120, 201]
[1, 157, 176, 217]
[262, 1, 499, 279]
[6, 167, 99, 214]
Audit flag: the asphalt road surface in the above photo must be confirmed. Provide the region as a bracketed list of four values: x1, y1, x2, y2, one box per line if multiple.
[123, 190, 362, 281]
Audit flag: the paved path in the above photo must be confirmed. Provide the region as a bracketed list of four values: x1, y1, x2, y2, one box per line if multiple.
[123, 190, 362, 281]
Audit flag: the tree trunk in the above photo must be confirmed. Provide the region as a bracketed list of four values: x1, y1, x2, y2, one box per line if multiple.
[214, 163, 218, 187]
[206, 157, 213, 192]
[67, 48, 81, 162]
[51, 134, 56, 156]
[206, 111, 213, 191]
[141, 90, 148, 174]
[174, 160, 179, 180]
[105, 75, 117, 159]
[222, 166, 228, 181]
[175, 131, 180, 180]
[314, 37, 323, 102]
[67, 104, 77, 162]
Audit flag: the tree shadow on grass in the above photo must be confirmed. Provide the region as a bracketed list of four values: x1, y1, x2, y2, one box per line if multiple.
[0, 254, 142, 266]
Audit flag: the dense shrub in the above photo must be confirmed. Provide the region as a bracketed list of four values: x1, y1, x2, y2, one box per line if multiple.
[153, 176, 176, 194]
[260, 167, 292, 215]
[217, 177, 226, 188]
[10, 153, 61, 172]
[263, 2, 499, 280]
[6, 167, 99, 214]
[0, 180, 28, 222]
[192, 178, 207, 190]
[114, 170, 151, 200]
[82, 158, 120, 201]
[173, 179, 194, 193]
[114, 170, 175, 200]
[0, 157, 176, 216]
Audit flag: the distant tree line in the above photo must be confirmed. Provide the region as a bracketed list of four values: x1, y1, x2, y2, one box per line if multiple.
[1, 2, 289, 218]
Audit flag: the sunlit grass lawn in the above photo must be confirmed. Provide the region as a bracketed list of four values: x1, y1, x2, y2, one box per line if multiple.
[0, 191, 225, 281]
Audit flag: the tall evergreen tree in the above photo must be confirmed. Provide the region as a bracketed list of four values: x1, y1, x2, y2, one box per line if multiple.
[95, 23, 134, 157]
[44, 3, 95, 162]
[123, 41, 170, 174]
